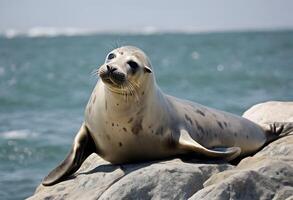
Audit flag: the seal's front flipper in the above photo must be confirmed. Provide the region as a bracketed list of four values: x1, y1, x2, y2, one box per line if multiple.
[178, 129, 241, 161]
[42, 123, 96, 186]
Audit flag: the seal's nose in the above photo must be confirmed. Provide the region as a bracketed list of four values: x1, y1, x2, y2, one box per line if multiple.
[106, 65, 117, 73]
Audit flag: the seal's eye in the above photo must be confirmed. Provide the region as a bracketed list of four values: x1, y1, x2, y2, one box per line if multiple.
[107, 53, 116, 60]
[127, 60, 139, 72]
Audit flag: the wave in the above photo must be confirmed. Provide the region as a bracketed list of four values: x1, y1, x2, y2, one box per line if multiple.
[0, 26, 221, 38]
[1, 27, 292, 39]
[0, 27, 162, 38]
[0, 129, 39, 139]
[0, 27, 98, 39]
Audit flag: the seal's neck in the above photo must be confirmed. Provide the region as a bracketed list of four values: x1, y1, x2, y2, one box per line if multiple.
[102, 78, 157, 116]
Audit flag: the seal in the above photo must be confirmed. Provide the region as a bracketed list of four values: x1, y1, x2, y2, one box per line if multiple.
[42, 46, 290, 186]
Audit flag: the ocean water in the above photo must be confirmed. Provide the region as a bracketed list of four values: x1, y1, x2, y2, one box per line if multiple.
[0, 31, 293, 199]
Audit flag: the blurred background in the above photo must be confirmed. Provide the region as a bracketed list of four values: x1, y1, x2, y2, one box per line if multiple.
[0, 0, 293, 199]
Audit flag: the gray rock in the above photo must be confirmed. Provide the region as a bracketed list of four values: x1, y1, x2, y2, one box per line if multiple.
[189, 135, 293, 200]
[242, 101, 293, 124]
[190, 101, 293, 200]
[28, 157, 233, 200]
[28, 101, 293, 200]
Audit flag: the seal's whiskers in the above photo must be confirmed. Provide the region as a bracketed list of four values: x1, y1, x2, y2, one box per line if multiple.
[91, 68, 99, 76]
[120, 84, 127, 102]
[128, 81, 140, 102]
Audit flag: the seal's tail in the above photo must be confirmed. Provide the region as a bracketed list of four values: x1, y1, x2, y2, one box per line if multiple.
[264, 122, 293, 143]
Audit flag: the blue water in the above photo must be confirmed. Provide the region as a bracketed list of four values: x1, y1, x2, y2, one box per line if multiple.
[0, 31, 292, 199]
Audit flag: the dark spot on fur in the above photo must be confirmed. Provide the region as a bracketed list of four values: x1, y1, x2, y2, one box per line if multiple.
[185, 114, 193, 125]
[224, 122, 228, 127]
[196, 109, 205, 117]
[167, 132, 177, 148]
[195, 120, 204, 133]
[137, 108, 144, 116]
[151, 130, 154, 133]
[119, 142, 123, 147]
[116, 103, 119, 106]
[93, 95, 96, 104]
[131, 117, 143, 135]
[128, 118, 133, 123]
[148, 125, 152, 129]
[155, 126, 164, 135]
[112, 123, 114, 127]
[246, 135, 249, 139]
[123, 127, 127, 132]
[142, 91, 145, 96]
[116, 124, 119, 127]
[234, 132, 237, 137]
[217, 121, 224, 129]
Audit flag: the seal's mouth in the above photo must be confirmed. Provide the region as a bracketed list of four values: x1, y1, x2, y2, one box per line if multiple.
[101, 75, 125, 86]
[99, 66, 126, 87]
[95, 64, 142, 100]
[97, 65, 141, 99]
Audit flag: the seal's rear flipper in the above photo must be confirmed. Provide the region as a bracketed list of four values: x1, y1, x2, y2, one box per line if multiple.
[42, 123, 97, 186]
[178, 129, 241, 161]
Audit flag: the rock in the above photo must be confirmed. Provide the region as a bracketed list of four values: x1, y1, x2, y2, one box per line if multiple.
[242, 101, 293, 124]
[27, 156, 233, 200]
[189, 135, 293, 200]
[28, 101, 293, 200]
[190, 101, 293, 200]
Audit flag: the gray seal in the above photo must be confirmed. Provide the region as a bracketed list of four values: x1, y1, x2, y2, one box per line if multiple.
[42, 46, 290, 186]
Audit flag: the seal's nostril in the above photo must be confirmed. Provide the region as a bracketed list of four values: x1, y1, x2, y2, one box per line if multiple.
[107, 65, 117, 73]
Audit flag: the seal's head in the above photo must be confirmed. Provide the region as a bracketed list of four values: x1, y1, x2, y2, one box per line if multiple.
[98, 46, 153, 94]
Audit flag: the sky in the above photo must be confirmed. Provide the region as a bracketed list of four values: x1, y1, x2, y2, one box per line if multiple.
[1, 0, 293, 33]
